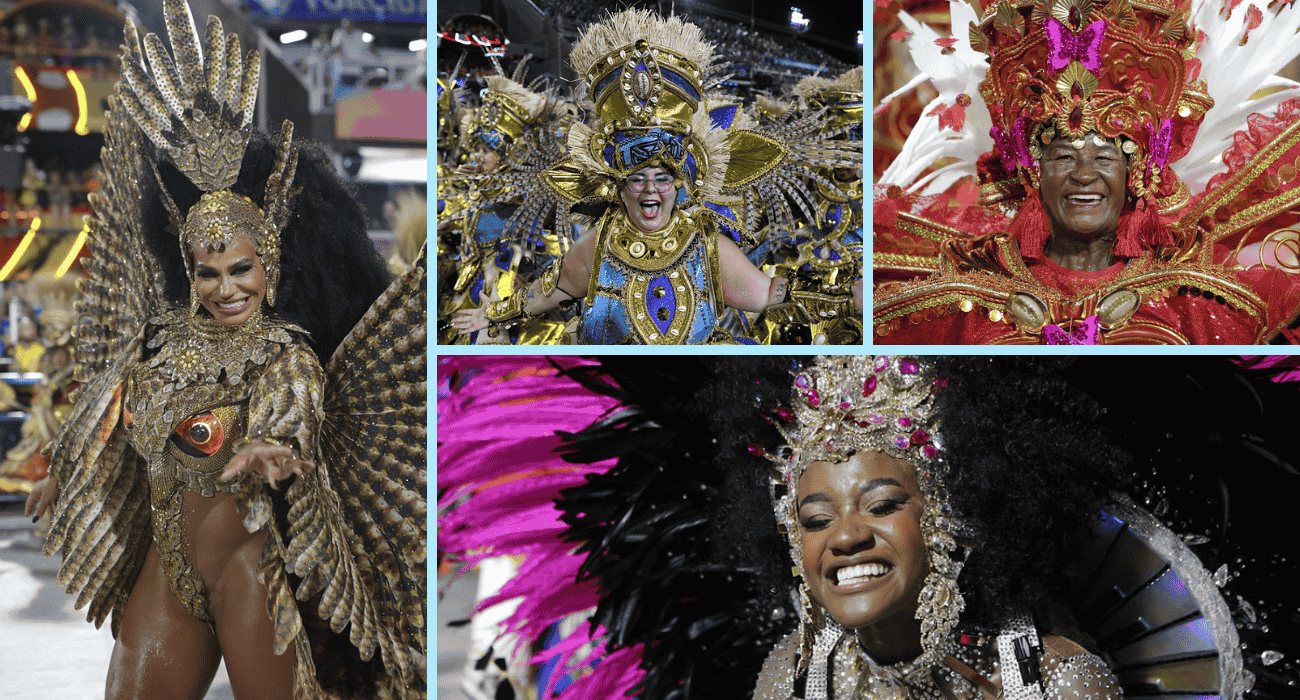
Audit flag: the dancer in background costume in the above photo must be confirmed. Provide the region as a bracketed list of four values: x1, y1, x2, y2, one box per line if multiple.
[439, 67, 574, 345]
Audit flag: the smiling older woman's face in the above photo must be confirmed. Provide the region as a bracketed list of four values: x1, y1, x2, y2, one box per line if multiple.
[619, 165, 677, 232]
[796, 451, 928, 635]
[1038, 132, 1128, 244]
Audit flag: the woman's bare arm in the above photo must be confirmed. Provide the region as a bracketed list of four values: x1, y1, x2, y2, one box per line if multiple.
[717, 234, 787, 313]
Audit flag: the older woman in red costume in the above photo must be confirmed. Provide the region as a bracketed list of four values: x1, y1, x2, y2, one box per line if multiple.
[873, 0, 1300, 344]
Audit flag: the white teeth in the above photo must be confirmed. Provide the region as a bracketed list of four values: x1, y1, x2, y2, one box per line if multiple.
[1067, 194, 1102, 203]
[835, 562, 891, 585]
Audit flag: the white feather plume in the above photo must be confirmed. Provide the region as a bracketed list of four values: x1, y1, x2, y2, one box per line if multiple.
[877, 0, 993, 195]
[1176, 0, 1300, 193]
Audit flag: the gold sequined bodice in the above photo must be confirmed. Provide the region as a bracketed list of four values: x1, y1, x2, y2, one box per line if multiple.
[121, 309, 307, 622]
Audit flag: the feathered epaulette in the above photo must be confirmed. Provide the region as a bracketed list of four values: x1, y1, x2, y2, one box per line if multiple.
[553, 357, 799, 700]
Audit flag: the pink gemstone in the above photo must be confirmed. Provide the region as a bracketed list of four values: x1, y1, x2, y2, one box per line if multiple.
[776, 407, 794, 422]
[910, 429, 929, 445]
[748, 443, 765, 457]
[933, 377, 949, 389]
[794, 375, 811, 388]
[807, 390, 821, 407]
[874, 356, 890, 371]
[898, 416, 913, 428]
[899, 359, 919, 374]
[863, 375, 878, 397]
[839, 401, 852, 409]
[893, 435, 909, 449]
[923, 445, 939, 459]
[866, 413, 884, 423]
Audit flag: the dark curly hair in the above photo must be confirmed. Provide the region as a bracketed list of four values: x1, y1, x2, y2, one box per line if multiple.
[141, 128, 392, 361]
[932, 357, 1130, 632]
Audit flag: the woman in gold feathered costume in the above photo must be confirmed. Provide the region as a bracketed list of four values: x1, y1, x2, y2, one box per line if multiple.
[23, 1, 427, 697]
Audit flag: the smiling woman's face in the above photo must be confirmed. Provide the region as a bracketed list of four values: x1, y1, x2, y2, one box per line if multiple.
[797, 451, 928, 634]
[619, 165, 677, 232]
[190, 234, 266, 327]
[1038, 132, 1128, 243]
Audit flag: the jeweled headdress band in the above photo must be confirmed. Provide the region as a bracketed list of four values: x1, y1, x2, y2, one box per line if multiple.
[766, 356, 964, 678]
[118, 0, 299, 310]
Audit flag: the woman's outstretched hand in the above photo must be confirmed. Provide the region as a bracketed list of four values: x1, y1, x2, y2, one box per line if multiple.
[24, 476, 58, 522]
[451, 307, 489, 334]
[220, 441, 314, 490]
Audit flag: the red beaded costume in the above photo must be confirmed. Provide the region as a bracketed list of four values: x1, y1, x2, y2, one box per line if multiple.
[873, 0, 1300, 343]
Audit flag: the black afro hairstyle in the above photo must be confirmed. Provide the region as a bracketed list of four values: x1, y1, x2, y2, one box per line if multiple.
[141, 128, 392, 362]
[932, 356, 1131, 632]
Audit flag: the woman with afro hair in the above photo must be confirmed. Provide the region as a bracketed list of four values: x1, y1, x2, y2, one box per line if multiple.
[440, 355, 1292, 700]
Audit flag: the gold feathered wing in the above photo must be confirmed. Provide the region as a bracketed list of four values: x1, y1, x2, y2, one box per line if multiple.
[253, 250, 428, 697]
[42, 84, 167, 634]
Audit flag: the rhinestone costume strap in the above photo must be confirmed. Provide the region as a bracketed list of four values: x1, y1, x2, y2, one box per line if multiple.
[997, 614, 1047, 700]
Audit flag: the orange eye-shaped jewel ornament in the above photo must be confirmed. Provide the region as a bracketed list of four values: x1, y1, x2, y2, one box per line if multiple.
[174, 412, 225, 456]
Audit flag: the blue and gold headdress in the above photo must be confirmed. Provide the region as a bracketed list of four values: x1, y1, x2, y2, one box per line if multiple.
[551, 9, 734, 202]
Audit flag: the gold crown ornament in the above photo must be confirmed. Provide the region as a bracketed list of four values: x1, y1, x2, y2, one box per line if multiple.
[553, 9, 738, 202]
[977, 0, 1212, 208]
[766, 356, 966, 679]
[118, 0, 299, 310]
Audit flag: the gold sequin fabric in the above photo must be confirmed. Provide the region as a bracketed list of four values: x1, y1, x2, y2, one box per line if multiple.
[753, 629, 1121, 699]
[122, 311, 310, 622]
[46, 259, 427, 699]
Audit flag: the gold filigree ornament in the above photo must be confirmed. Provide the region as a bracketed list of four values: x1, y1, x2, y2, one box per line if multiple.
[627, 270, 696, 343]
[763, 356, 968, 679]
[1050, 0, 1096, 29]
[119, 0, 300, 312]
[145, 309, 296, 388]
[607, 211, 696, 270]
[556, 9, 731, 202]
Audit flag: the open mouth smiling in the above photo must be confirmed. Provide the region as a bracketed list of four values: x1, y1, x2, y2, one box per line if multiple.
[639, 197, 662, 220]
[216, 298, 251, 313]
[831, 561, 894, 587]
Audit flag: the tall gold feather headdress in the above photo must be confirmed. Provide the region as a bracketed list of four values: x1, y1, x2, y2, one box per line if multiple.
[118, 0, 299, 310]
[546, 9, 863, 240]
